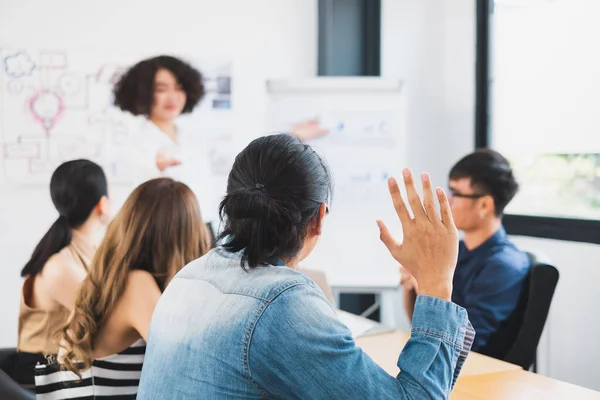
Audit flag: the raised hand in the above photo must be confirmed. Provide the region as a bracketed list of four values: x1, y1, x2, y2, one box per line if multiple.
[377, 169, 459, 301]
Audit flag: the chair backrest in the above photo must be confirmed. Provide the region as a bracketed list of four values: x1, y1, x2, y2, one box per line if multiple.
[504, 253, 559, 370]
[0, 348, 17, 375]
[0, 369, 35, 400]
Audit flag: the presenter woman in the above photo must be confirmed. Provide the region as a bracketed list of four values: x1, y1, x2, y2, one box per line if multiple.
[114, 55, 327, 224]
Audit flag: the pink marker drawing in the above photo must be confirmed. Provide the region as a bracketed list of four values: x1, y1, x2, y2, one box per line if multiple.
[28, 90, 64, 135]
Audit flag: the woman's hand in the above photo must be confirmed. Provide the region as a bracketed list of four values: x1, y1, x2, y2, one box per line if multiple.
[377, 170, 459, 301]
[290, 119, 329, 141]
[399, 265, 418, 292]
[156, 150, 182, 172]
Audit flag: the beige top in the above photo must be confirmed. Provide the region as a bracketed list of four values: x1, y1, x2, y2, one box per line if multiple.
[17, 230, 95, 354]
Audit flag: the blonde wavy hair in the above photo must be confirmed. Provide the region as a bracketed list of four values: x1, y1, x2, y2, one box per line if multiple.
[57, 178, 211, 375]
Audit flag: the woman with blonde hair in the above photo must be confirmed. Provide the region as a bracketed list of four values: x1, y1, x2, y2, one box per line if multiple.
[34, 178, 211, 399]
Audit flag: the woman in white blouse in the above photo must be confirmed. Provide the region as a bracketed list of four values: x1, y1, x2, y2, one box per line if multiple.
[114, 55, 327, 225]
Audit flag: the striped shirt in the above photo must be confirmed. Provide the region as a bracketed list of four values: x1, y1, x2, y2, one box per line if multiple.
[34, 339, 145, 399]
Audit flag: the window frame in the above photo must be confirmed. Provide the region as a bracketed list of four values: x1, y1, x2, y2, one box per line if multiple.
[475, 0, 600, 244]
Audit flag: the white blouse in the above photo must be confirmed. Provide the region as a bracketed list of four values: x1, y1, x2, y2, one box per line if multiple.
[130, 120, 219, 224]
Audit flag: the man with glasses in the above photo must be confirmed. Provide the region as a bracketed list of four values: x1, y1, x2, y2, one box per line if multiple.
[400, 149, 531, 359]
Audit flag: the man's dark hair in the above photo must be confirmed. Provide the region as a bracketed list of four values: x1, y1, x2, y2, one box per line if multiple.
[113, 55, 205, 116]
[449, 149, 519, 216]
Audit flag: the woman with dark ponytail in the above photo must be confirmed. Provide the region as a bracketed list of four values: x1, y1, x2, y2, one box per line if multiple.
[139, 134, 474, 399]
[13, 159, 109, 388]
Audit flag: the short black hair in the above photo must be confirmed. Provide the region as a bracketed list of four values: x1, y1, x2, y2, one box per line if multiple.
[113, 55, 205, 116]
[449, 149, 518, 216]
[218, 134, 333, 269]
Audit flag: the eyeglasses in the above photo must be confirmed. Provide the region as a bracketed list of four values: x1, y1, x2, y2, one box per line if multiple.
[448, 188, 488, 199]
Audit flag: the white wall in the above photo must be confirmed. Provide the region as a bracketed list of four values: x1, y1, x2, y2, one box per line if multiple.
[0, 0, 318, 346]
[380, 0, 475, 331]
[509, 236, 600, 391]
[381, 0, 474, 184]
[380, 0, 477, 340]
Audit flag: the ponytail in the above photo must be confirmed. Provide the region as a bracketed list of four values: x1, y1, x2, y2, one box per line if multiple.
[219, 188, 305, 269]
[21, 216, 72, 277]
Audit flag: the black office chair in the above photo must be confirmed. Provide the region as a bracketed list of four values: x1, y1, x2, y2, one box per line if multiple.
[0, 369, 35, 400]
[0, 347, 17, 376]
[503, 253, 559, 371]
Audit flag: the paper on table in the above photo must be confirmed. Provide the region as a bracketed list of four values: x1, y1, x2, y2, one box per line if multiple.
[337, 310, 380, 338]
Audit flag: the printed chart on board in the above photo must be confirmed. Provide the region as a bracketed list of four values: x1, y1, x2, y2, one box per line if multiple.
[0, 49, 233, 186]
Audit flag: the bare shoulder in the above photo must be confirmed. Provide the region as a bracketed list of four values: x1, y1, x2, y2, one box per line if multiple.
[124, 270, 160, 297]
[41, 253, 63, 278]
[127, 269, 157, 285]
[41, 252, 83, 283]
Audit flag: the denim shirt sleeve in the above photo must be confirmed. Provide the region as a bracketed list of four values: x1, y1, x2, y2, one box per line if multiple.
[247, 284, 474, 400]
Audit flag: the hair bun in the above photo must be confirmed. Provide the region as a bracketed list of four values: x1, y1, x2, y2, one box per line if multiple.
[218, 134, 332, 269]
[223, 188, 302, 224]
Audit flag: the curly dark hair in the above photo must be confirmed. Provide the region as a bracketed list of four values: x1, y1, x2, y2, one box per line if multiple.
[113, 55, 205, 116]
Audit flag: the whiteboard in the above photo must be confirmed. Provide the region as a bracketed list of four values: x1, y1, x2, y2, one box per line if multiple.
[0, 49, 234, 189]
[266, 78, 406, 288]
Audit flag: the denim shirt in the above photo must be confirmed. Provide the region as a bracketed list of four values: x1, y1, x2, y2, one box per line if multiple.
[138, 248, 475, 399]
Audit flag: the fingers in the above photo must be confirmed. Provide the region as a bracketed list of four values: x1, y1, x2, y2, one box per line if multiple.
[399, 265, 411, 277]
[436, 187, 456, 229]
[421, 173, 438, 222]
[387, 177, 411, 225]
[376, 220, 401, 254]
[402, 169, 426, 220]
[308, 120, 328, 137]
[316, 128, 329, 137]
[399, 266, 412, 285]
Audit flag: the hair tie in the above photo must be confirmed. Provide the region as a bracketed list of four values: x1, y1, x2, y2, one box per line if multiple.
[255, 183, 265, 189]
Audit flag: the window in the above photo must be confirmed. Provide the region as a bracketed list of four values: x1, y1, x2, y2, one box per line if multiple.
[488, 0, 600, 220]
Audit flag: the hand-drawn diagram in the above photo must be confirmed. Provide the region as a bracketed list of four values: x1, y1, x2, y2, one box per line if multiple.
[29, 90, 64, 134]
[0, 49, 140, 185]
[3, 52, 35, 78]
[1, 50, 234, 186]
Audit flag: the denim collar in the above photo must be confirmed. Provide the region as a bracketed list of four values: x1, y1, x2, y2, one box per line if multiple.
[268, 257, 287, 267]
[215, 246, 287, 267]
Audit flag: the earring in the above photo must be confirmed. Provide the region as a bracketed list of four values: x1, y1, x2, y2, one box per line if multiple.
[479, 211, 485, 219]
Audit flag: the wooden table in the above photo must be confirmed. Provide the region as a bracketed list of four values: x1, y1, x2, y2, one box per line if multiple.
[357, 329, 600, 398]
[357, 330, 522, 377]
[450, 370, 600, 399]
